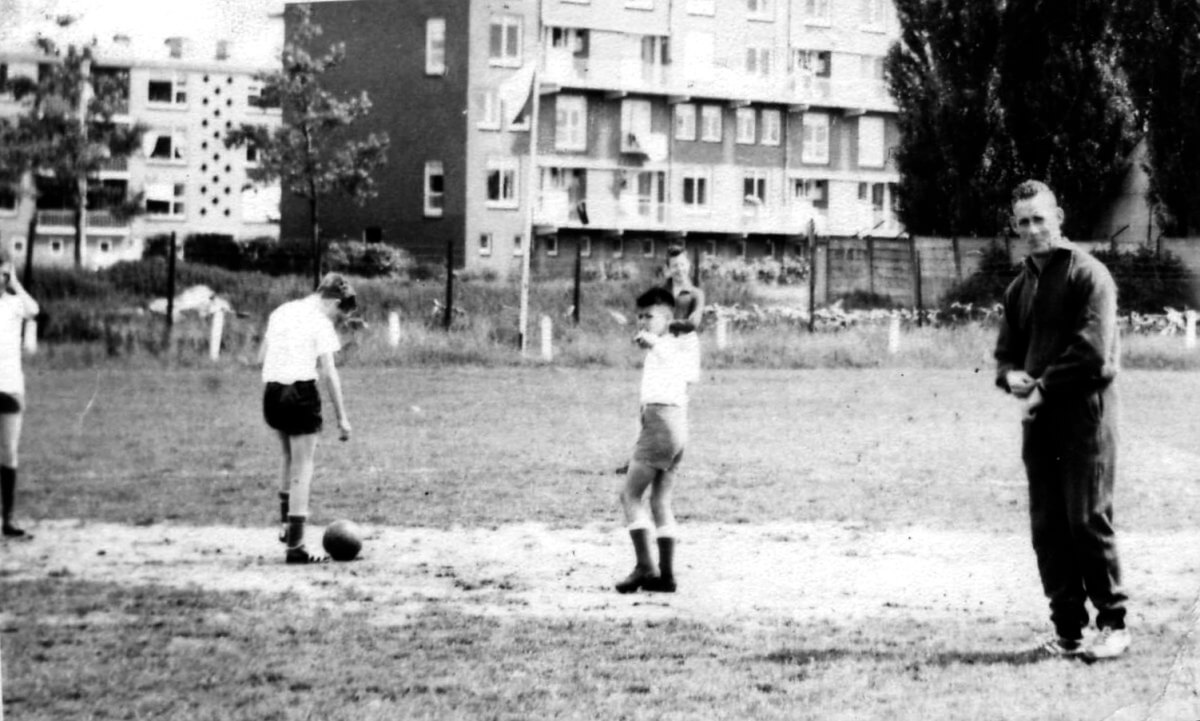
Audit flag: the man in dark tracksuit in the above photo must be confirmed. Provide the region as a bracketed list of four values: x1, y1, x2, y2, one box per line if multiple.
[995, 180, 1130, 661]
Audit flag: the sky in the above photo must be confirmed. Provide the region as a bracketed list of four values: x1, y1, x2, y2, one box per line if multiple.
[0, 0, 293, 65]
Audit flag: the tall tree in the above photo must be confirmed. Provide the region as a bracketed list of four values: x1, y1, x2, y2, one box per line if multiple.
[225, 4, 389, 288]
[995, 0, 1139, 238]
[886, 0, 1009, 236]
[0, 34, 144, 270]
[1118, 0, 1200, 236]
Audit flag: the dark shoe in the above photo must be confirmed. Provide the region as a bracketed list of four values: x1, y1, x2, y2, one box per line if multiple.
[285, 546, 328, 565]
[615, 566, 659, 594]
[1033, 635, 1085, 659]
[643, 575, 676, 593]
[2, 524, 26, 538]
[615, 463, 629, 475]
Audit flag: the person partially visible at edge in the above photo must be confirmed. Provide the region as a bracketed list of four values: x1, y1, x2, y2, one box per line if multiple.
[0, 251, 39, 539]
[994, 179, 1130, 661]
[260, 273, 355, 564]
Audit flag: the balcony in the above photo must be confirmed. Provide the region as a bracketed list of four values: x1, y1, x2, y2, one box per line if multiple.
[96, 157, 130, 175]
[37, 209, 130, 231]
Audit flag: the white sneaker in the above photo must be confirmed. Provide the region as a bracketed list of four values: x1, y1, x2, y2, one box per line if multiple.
[1086, 627, 1131, 661]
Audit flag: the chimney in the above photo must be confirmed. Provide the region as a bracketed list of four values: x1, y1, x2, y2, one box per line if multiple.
[216, 39, 230, 61]
[165, 37, 187, 59]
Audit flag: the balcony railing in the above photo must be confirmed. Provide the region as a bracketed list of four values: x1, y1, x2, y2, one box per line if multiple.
[96, 157, 129, 173]
[37, 209, 130, 229]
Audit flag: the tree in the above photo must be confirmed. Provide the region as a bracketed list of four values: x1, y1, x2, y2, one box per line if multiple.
[0, 34, 145, 272]
[996, 0, 1140, 239]
[1118, 1, 1200, 236]
[885, 0, 1009, 236]
[225, 4, 389, 288]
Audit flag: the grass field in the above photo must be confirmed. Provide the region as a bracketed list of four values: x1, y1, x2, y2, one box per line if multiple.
[4, 365, 1200, 719]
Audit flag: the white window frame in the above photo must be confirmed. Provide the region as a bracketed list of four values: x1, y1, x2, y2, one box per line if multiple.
[743, 170, 769, 206]
[746, 47, 772, 76]
[489, 15, 523, 68]
[804, 0, 831, 25]
[675, 103, 697, 141]
[641, 237, 655, 258]
[479, 232, 493, 257]
[545, 235, 560, 256]
[426, 18, 447, 76]
[478, 89, 501, 130]
[858, 115, 885, 168]
[580, 236, 592, 257]
[802, 112, 830, 164]
[687, 0, 715, 14]
[681, 170, 710, 211]
[861, 0, 886, 30]
[700, 105, 722, 142]
[486, 158, 520, 209]
[791, 176, 829, 209]
[424, 160, 445, 217]
[621, 99, 653, 153]
[761, 108, 781, 146]
[145, 181, 186, 219]
[145, 128, 187, 164]
[611, 236, 625, 258]
[147, 73, 187, 107]
[555, 95, 588, 152]
[705, 239, 718, 256]
[747, 0, 772, 20]
[736, 107, 757, 145]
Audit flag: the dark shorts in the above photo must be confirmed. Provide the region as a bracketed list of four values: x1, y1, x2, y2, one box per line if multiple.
[0, 392, 23, 415]
[633, 404, 687, 471]
[263, 381, 323, 436]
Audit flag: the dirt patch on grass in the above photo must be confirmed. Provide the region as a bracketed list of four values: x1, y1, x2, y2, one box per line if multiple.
[3, 520, 1196, 635]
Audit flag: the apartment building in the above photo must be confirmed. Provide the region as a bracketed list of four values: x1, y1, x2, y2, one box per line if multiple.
[0, 34, 282, 269]
[294, 0, 902, 275]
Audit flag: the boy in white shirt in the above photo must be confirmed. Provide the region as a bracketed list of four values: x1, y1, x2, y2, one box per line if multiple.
[616, 287, 692, 594]
[0, 253, 39, 538]
[260, 273, 354, 564]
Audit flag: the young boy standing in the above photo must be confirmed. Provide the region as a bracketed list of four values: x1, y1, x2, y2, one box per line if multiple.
[0, 253, 39, 538]
[616, 287, 692, 594]
[260, 273, 355, 564]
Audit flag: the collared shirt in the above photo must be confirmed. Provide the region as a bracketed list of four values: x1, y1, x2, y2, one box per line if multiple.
[261, 296, 341, 384]
[640, 334, 691, 407]
[0, 294, 31, 395]
[995, 240, 1119, 396]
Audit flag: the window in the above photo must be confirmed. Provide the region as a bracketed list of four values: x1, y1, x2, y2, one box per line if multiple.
[479, 233, 493, 257]
[683, 32, 714, 80]
[478, 89, 501, 130]
[489, 15, 522, 67]
[761, 109, 781, 145]
[544, 235, 559, 256]
[745, 47, 772, 77]
[245, 137, 260, 165]
[549, 27, 589, 56]
[145, 182, 186, 218]
[675, 103, 696, 141]
[641, 237, 655, 257]
[513, 234, 524, 256]
[486, 158, 519, 208]
[747, 0, 771, 19]
[0, 182, 16, 213]
[50, 239, 63, 255]
[802, 112, 830, 164]
[145, 129, 186, 163]
[426, 18, 446, 75]
[580, 236, 592, 257]
[738, 239, 749, 258]
[858, 115, 885, 168]
[862, 0, 885, 28]
[764, 239, 776, 257]
[687, 0, 715, 14]
[10, 238, 24, 255]
[681, 171, 710, 210]
[555, 95, 587, 151]
[743, 170, 768, 206]
[147, 74, 187, 105]
[99, 240, 112, 253]
[804, 0, 831, 24]
[700, 105, 722, 142]
[736, 107, 756, 144]
[791, 177, 829, 208]
[425, 161, 445, 217]
[621, 99, 652, 153]
[705, 239, 718, 256]
[610, 236, 624, 258]
[794, 50, 832, 77]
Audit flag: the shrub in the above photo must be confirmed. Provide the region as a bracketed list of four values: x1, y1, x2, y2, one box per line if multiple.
[941, 243, 1020, 308]
[141, 233, 175, 260]
[183, 233, 240, 270]
[27, 266, 117, 301]
[324, 240, 415, 278]
[1092, 246, 1197, 314]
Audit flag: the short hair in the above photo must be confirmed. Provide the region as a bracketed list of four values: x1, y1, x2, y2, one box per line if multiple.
[317, 272, 357, 312]
[636, 286, 676, 309]
[1011, 180, 1058, 207]
[666, 244, 686, 259]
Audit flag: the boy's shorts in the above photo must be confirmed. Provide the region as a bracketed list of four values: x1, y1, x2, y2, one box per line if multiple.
[633, 404, 687, 471]
[0, 392, 23, 414]
[263, 380, 323, 436]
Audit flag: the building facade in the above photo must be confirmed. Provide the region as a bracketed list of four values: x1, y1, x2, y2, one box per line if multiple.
[296, 0, 903, 276]
[0, 33, 282, 270]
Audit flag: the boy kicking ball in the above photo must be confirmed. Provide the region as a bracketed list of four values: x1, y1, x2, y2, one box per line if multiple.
[616, 287, 693, 594]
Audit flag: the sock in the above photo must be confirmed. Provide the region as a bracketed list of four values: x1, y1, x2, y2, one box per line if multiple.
[1, 465, 15, 528]
[278, 492, 290, 525]
[656, 537, 676, 581]
[629, 527, 656, 571]
[286, 515, 307, 550]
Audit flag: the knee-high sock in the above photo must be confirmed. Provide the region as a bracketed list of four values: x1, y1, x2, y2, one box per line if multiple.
[285, 516, 307, 550]
[278, 492, 290, 525]
[629, 527, 656, 571]
[656, 537, 675, 581]
[1, 465, 16, 525]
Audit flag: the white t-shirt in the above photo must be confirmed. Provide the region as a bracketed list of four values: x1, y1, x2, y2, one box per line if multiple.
[640, 334, 691, 407]
[261, 296, 341, 384]
[0, 294, 33, 396]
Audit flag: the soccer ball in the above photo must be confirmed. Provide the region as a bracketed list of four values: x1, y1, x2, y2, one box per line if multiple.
[322, 519, 363, 562]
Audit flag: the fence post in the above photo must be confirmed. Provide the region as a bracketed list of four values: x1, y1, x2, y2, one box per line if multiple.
[387, 311, 401, 348]
[164, 230, 177, 348]
[888, 312, 901, 355]
[807, 219, 817, 333]
[573, 239, 582, 325]
[443, 236, 454, 331]
[540, 315, 553, 361]
[715, 315, 728, 350]
[1186, 310, 1197, 350]
[209, 308, 225, 361]
[910, 238, 924, 328]
[951, 236, 963, 280]
[867, 236, 876, 297]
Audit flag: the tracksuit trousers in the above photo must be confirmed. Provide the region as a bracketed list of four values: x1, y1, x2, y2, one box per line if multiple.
[1022, 384, 1127, 640]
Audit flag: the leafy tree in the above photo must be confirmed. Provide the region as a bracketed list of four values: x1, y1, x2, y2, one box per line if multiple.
[0, 34, 145, 273]
[225, 4, 389, 288]
[995, 0, 1140, 239]
[886, 0, 1010, 237]
[1118, 1, 1200, 236]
